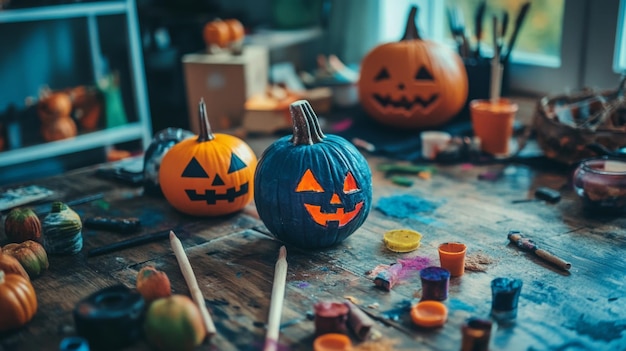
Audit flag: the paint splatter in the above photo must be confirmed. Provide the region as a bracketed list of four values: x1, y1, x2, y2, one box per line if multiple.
[448, 298, 476, 312]
[465, 252, 495, 272]
[376, 194, 442, 225]
[294, 281, 310, 289]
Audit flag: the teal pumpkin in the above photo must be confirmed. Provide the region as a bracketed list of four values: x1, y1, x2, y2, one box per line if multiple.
[254, 100, 372, 249]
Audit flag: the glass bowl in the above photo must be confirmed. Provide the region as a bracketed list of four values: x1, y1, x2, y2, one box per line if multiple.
[573, 156, 626, 212]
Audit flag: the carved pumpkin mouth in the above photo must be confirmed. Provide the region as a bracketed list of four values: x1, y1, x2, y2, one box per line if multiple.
[303, 202, 364, 227]
[184, 182, 249, 204]
[372, 93, 439, 111]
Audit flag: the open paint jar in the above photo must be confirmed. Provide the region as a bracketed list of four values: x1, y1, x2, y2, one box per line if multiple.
[573, 156, 626, 212]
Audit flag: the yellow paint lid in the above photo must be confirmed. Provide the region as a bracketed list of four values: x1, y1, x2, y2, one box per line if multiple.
[383, 229, 422, 252]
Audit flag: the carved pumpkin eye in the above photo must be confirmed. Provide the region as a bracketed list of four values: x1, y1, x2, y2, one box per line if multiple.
[374, 68, 390, 81]
[415, 66, 434, 81]
[182, 157, 208, 178]
[343, 172, 360, 194]
[228, 153, 247, 173]
[295, 169, 324, 192]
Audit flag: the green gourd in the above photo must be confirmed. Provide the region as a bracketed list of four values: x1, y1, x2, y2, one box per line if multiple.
[42, 202, 83, 255]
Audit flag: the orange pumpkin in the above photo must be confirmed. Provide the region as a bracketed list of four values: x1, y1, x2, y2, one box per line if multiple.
[41, 116, 77, 142]
[203, 19, 245, 49]
[37, 92, 72, 124]
[358, 6, 468, 129]
[2, 241, 49, 279]
[0, 270, 37, 331]
[159, 99, 257, 216]
[0, 254, 30, 281]
[136, 266, 172, 302]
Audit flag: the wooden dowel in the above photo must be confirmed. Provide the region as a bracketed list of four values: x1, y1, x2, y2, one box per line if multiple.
[264, 246, 288, 351]
[169, 231, 217, 337]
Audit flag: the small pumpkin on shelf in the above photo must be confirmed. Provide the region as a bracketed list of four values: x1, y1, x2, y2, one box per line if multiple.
[42, 202, 83, 255]
[358, 5, 468, 129]
[4, 207, 42, 243]
[136, 266, 172, 303]
[254, 100, 373, 249]
[0, 270, 38, 332]
[159, 99, 258, 217]
[0, 253, 30, 281]
[2, 241, 49, 279]
[37, 92, 73, 124]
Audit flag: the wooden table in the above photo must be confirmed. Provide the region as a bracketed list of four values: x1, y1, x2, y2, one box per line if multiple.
[1, 143, 625, 351]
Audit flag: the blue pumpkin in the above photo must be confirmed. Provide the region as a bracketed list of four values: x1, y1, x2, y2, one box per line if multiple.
[254, 100, 372, 249]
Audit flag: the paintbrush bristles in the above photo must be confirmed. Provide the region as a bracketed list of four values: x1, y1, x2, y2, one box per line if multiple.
[264, 246, 288, 351]
[169, 230, 217, 337]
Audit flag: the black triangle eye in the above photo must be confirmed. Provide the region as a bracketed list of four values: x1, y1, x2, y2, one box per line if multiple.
[181, 157, 209, 178]
[415, 66, 434, 80]
[228, 153, 247, 173]
[374, 68, 390, 81]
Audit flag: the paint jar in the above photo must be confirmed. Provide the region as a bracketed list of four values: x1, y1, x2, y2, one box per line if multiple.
[573, 156, 626, 213]
[490, 277, 523, 321]
[314, 301, 349, 336]
[421, 131, 452, 160]
[470, 98, 518, 156]
[419, 266, 451, 301]
[460, 317, 493, 351]
[59, 337, 90, 351]
[438, 242, 467, 277]
[313, 333, 352, 351]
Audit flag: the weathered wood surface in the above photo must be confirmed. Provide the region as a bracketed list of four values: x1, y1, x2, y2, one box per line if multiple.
[1, 153, 625, 351]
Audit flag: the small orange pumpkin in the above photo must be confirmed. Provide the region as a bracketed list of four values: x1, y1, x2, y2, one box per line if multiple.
[358, 6, 468, 129]
[0, 254, 30, 281]
[37, 92, 73, 124]
[136, 266, 172, 302]
[41, 116, 77, 142]
[2, 241, 49, 279]
[159, 99, 258, 216]
[0, 270, 38, 331]
[203, 19, 245, 49]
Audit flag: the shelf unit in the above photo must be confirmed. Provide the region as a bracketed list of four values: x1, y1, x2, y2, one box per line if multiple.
[0, 0, 152, 169]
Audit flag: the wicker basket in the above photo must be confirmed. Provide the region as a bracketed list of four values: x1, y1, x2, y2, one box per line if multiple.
[533, 89, 626, 165]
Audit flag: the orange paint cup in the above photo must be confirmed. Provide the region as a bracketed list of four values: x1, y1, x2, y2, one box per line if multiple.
[410, 300, 448, 328]
[438, 242, 467, 277]
[313, 333, 352, 351]
[470, 99, 518, 156]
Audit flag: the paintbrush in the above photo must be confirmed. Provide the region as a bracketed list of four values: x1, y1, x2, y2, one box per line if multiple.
[501, 2, 531, 64]
[474, 1, 486, 58]
[264, 246, 288, 351]
[87, 228, 178, 257]
[170, 230, 217, 338]
[507, 230, 571, 271]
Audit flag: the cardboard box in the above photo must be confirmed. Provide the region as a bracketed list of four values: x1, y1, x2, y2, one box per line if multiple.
[182, 46, 268, 133]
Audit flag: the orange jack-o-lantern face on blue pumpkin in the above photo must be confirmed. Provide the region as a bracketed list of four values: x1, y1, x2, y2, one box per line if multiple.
[254, 100, 372, 249]
[295, 169, 364, 228]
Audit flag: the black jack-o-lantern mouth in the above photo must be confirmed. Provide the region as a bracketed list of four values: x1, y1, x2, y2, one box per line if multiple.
[295, 169, 364, 228]
[372, 93, 439, 110]
[180, 154, 250, 204]
[185, 183, 249, 204]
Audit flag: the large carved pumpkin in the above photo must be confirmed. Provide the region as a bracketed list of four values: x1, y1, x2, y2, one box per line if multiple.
[254, 100, 372, 249]
[358, 6, 468, 129]
[159, 99, 257, 216]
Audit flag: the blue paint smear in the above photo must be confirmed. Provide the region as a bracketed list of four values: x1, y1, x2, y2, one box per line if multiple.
[376, 194, 443, 225]
[448, 298, 476, 312]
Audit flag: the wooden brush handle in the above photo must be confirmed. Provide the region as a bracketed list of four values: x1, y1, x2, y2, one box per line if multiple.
[535, 249, 571, 271]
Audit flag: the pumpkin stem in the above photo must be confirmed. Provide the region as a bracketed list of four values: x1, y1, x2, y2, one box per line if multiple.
[289, 100, 325, 146]
[197, 98, 215, 142]
[401, 5, 422, 41]
[50, 202, 67, 213]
